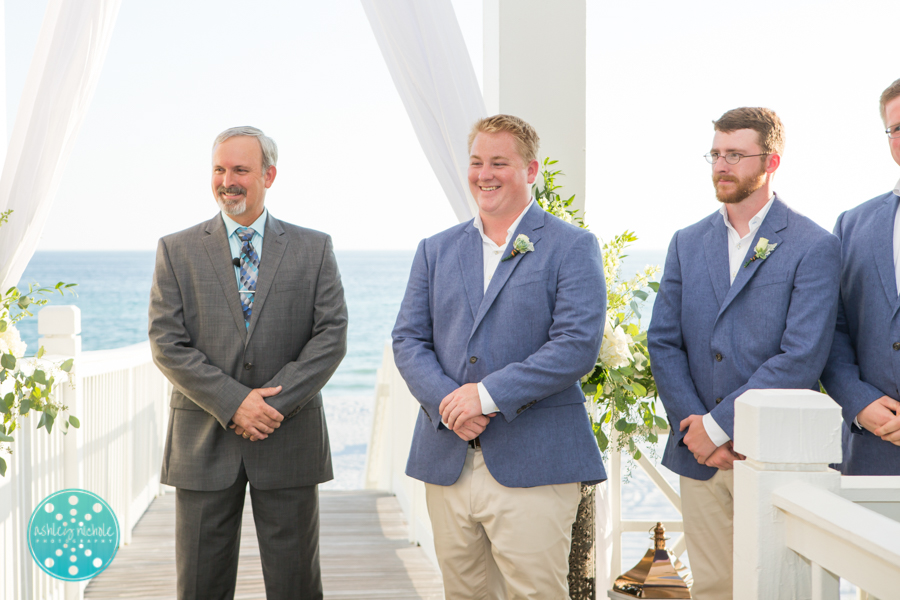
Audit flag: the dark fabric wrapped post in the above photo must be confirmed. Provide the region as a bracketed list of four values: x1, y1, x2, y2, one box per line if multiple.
[568, 483, 596, 600]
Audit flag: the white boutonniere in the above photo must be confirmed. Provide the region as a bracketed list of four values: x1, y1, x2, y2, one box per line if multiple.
[501, 234, 534, 262]
[744, 237, 777, 268]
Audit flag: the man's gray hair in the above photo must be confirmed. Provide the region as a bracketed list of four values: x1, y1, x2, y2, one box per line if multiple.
[213, 126, 278, 171]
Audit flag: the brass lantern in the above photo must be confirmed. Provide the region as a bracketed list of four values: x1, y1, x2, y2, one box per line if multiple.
[611, 522, 692, 598]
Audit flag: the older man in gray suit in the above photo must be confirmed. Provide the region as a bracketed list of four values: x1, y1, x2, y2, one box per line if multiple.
[149, 126, 347, 600]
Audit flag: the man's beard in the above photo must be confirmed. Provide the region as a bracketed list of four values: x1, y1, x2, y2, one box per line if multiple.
[713, 167, 766, 204]
[216, 186, 247, 215]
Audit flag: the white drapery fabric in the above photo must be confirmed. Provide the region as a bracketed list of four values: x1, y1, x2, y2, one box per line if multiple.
[360, 0, 485, 223]
[0, 0, 122, 290]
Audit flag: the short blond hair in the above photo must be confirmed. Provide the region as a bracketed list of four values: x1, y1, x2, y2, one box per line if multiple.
[880, 78, 900, 124]
[713, 107, 785, 155]
[468, 114, 540, 164]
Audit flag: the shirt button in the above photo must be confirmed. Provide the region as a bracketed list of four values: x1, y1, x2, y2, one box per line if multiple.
[244, 362, 253, 370]
[894, 343, 900, 351]
[469, 356, 478, 364]
[494, 250, 501, 255]
[715, 353, 723, 362]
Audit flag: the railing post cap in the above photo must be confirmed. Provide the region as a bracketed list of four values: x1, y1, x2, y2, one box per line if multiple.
[38, 305, 82, 335]
[734, 389, 842, 464]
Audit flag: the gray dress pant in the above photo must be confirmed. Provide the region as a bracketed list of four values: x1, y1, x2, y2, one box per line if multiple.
[175, 462, 322, 600]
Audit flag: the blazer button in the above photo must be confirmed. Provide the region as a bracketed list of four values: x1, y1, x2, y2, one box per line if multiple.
[244, 362, 253, 371]
[894, 343, 900, 351]
[715, 353, 723, 362]
[469, 356, 478, 364]
[716, 397, 723, 404]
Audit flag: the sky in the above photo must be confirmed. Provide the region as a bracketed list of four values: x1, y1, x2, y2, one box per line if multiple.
[5, 0, 900, 252]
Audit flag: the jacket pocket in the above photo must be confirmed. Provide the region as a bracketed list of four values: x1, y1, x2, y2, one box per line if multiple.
[747, 269, 789, 289]
[511, 268, 550, 288]
[276, 280, 311, 293]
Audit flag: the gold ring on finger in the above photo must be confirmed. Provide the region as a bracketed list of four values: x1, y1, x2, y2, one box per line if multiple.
[242, 432, 250, 439]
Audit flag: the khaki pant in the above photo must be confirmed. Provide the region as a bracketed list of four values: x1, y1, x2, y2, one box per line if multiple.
[425, 447, 581, 600]
[680, 470, 734, 600]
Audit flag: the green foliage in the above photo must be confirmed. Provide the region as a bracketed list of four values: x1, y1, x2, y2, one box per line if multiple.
[536, 159, 665, 463]
[0, 210, 79, 476]
[534, 158, 584, 227]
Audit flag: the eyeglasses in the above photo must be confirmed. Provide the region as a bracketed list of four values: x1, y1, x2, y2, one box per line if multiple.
[704, 152, 770, 165]
[886, 124, 900, 139]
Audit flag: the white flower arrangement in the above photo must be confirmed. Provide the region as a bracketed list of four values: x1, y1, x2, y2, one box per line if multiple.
[534, 162, 664, 460]
[598, 320, 632, 369]
[0, 323, 27, 359]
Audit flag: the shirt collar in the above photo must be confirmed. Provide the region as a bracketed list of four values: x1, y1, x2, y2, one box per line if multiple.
[222, 208, 268, 239]
[893, 177, 900, 197]
[473, 199, 534, 245]
[718, 194, 775, 237]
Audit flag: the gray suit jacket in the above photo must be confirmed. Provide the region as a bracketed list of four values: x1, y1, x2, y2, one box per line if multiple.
[149, 213, 347, 491]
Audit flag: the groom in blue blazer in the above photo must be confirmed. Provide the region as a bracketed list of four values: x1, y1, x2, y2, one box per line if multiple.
[648, 107, 840, 599]
[821, 78, 900, 475]
[392, 115, 606, 599]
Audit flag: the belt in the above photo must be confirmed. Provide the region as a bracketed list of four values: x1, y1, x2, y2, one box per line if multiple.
[468, 436, 481, 449]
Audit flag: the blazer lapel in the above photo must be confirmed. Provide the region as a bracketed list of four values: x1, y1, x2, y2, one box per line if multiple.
[247, 214, 287, 341]
[201, 216, 247, 343]
[872, 194, 900, 314]
[457, 224, 484, 319]
[703, 215, 730, 308]
[471, 203, 545, 333]
[717, 198, 787, 319]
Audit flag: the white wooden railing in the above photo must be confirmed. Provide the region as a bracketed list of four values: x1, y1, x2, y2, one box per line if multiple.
[364, 343, 439, 567]
[0, 306, 170, 600]
[734, 389, 900, 599]
[366, 345, 900, 598]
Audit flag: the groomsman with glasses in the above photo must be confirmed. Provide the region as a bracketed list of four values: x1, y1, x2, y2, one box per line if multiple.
[649, 107, 841, 598]
[822, 77, 900, 476]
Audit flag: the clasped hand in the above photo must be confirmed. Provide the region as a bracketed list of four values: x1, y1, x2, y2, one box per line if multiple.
[859, 396, 900, 445]
[439, 383, 495, 441]
[680, 414, 744, 470]
[230, 385, 285, 441]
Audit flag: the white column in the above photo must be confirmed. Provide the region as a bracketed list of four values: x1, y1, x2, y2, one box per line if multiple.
[483, 0, 586, 216]
[37, 306, 83, 490]
[732, 389, 843, 600]
[37, 305, 84, 600]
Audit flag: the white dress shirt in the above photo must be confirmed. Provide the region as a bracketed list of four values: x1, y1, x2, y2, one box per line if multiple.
[703, 196, 775, 446]
[473, 200, 534, 416]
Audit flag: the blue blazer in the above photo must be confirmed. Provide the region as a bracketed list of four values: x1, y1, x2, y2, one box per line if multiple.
[648, 197, 841, 480]
[391, 203, 607, 487]
[821, 191, 900, 475]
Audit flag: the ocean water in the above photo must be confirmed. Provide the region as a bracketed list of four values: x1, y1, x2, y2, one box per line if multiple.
[16, 248, 665, 492]
[16, 249, 417, 491]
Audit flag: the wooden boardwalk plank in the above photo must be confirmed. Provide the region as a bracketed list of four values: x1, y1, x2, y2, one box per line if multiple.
[84, 491, 443, 599]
